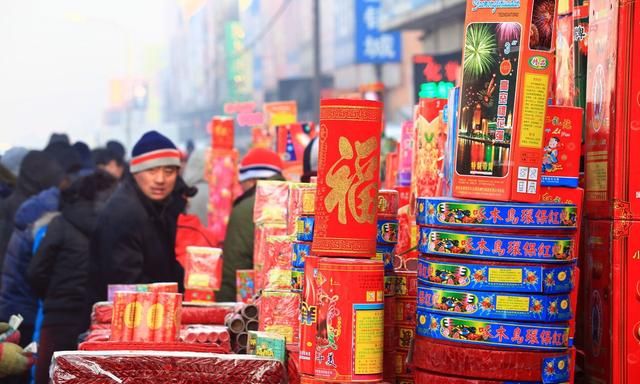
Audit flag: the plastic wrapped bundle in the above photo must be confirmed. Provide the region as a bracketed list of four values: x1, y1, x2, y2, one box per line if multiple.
[51, 351, 286, 384]
[91, 302, 113, 324]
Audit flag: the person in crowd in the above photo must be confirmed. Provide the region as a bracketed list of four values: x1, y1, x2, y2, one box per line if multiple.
[47, 133, 70, 146]
[89, 131, 195, 303]
[218, 148, 285, 301]
[72, 141, 94, 175]
[92, 148, 125, 180]
[0, 147, 28, 181]
[106, 140, 126, 163]
[183, 147, 209, 226]
[0, 143, 81, 349]
[301, 136, 319, 183]
[0, 165, 16, 199]
[28, 171, 117, 384]
[0, 151, 64, 274]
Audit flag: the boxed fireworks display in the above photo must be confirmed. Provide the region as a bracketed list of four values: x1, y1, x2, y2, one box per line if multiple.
[453, 0, 558, 202]
[207, 148, 239, 242]
[584, 0, 640, 220]
[209, 116, 234, 150]
[542, 106, 583, 187]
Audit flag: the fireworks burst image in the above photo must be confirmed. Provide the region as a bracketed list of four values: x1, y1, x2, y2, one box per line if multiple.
[464, 23, 497, 79]
[496, 22, 521, 43]
[532, 0, 555, 49]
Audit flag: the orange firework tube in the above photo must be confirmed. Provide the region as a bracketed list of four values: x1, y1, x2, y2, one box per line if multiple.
[154, 293, 182, 342]
[120, 292, 139, 342]
[132, 292, 156, 342]
[110, 291, 135, 342]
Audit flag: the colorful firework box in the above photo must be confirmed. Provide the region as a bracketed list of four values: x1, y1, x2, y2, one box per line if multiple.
[291, 268, 304, 293]
[110, 292, 182, 343]
[275, 122, 317, 168]
[396, 297, 418, 326]
[253, 223, 287, 291]
[378, 189, 400, 217]
[207, 148, 238, 241]
[417, 286, 572, 323]
[418, 227, 575, 263]
[583, 219, 640, 384]
[397, 120, 414, 186]
[288, 183, 316, 236]
[253, 180, 290, 224]
[247, 331, 286, 363]
[453, 0, 558, 203]
[416, 197, 578, 231]
[414, 337, 573, 383]
[261, 235, 293, 291]
[416, 308, 570, 351]
[312, 99, 383, 257]
[395, 271, 418, 298]
[314, 258, 384, 382]
[184, 246, 222, 291]
[107, 283, 178, 302]
[258, 290, 300, 344]
[376, 218, 399, 245]
[584, 0, 640, 220]
[184, 288, 215, 303]
[418, 256, 575, 294]
[541, 106, 582, 187]
[296, 216, 315, 242]
[292, 242, 310, 269]
[375, 243, 395, 273]
[209, 116, 234, 150]
[236, 269, 255, 303]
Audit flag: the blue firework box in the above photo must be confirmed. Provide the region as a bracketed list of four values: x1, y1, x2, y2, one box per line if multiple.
[418, 227, 576, 263]
[296, 216, 315, 242]
[377, 218, 399, 245]
[416, 197, 578, 231]
[375, 244, 395, 272]
[291, 268, 304, 293]
[416, 307, 571, 351]
[417, 286, 572, 323]
[291, 242, 311, 268]
[418, 257, 575, 294]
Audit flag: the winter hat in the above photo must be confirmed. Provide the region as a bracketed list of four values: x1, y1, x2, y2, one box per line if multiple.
[239, 148, 283, 183]
[44, 141, 83, 174]
[18, 150, 65, 195]
[72, 141, 94, 172]
[106, 140, 126, 163]
[0, 147, 28, 177]
[130, 131, 181, 173]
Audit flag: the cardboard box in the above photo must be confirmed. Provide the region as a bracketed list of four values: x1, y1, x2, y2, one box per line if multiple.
[418, 256, 575, 294]
[453, 0, 558, 202]
[541, 106, 583, 187]
[584, 0, 640, 220]
[247, 331, 286, 362]
[583, 219, 640, 384]
[416, 308, 570, 351]
[417, 286, 572, 323]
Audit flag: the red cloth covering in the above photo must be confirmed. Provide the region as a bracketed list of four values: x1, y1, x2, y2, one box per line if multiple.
[51, 351, 286, 384]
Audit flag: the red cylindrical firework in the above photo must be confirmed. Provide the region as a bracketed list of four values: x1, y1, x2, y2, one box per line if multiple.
[395, 271, 418, 298]
[384, 325, 396, 351]
[396, 297, 417, 326]
[396, 324, 415, 351]
[110, 291, 136, 342]
[314, 257, 384, 382]
[394, 350, 410, 376]
[312, 99, 383, 258]
[384, 296, 396, 325]
[218, 329, 231, 343]
[377, 189, 399, 218]
[154, 293, 182, 342]
[148, 282, 178, 293]
[300, 256, 319, 376]
[197, 330, 209, 344]
[132, 292, 156, 342]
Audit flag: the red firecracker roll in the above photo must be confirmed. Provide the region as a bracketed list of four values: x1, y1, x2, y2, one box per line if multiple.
[395, 271, 418, 298]
[312, 99, 383, 257]
[377, 189, 399, 217]
[259, 290, 300, 344]
[92, 302, 113, 324]
[181, 303, 236, 325]
[413, 336, 573, 382]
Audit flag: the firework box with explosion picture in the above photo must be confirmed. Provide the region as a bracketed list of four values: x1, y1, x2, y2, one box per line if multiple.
[452, 0, 558, 202]
[541, 106, 582, 187]
[417, 256, 575, 294]
[417, 285, 572, 322]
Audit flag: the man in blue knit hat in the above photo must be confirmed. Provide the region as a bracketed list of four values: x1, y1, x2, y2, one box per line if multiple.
[89, 131, 194, 304]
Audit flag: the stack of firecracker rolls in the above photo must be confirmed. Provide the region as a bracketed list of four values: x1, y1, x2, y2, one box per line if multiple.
[414, 197, 580, 383]
[224, 302, 259, 353]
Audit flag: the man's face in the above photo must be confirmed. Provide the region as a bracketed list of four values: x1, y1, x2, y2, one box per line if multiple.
[100, 160, 124, 180]
[133, 166, 178, 201]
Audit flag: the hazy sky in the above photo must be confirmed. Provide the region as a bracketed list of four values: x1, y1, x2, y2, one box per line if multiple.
[0, 0, 169, 152]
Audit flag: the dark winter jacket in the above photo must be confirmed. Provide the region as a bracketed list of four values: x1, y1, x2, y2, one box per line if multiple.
[218, 174, 285, 302]
[27, 171, 116, 329]
[0, 187, 60, 325]
[89, 173, 190, 303]
[0, 151, 64, 273]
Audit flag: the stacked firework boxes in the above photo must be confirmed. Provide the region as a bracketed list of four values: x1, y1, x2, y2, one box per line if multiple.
[414, 198, 579, 383]
[298, 99, 386, 383]
[581, 1, 640, 383]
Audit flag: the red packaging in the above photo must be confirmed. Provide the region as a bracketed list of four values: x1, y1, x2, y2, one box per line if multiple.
[396, 325, 415, 351]
[554, 1, 576, 107]
[384, 325, 396, 351]
[154, 293, 182, 342]
[397, 206, 418, 258]
[288, 183, 317, 236]
[148, 282, 178, 293]
[110, 292, 136, 342]
[540, 186, 585, 252]
[209, 116, 234, 150]
[542, 106, 583, 188]
[395, 185, 411, 208]
[184, 247, 223, 291]
[261, 235, 293, 290]
[397, 374, 415, 384]
[413, 336, 573, 382]
[411, 97, 448, 215]
[312, 99, 383, 257]
[132, 292, 156, 342]
[253, 223, 288, 291]
[300, 256, 319, 376]
[395, 297, 417, 326]
[181, 303, 236, 325]
[314, 258, 384, 382]
[378, 189, 399, 217]
[236, 269, 255, 303]
[394, 350, 410, 376]
[395, 271, 418, 298]
[397, 120, 414, 187]
[383, 355, 396, 383]
[258, 290, 300, 344]
[584, 219, 640, 383]
[384, 151, 399, 190]
[453, 1, 558, 203]
[253, 180, 290, 224]
[584, 0, 640, 220]
[384, 296, 396, 325]
[207, 149, 238, 242]
[184, 288, 215, 303]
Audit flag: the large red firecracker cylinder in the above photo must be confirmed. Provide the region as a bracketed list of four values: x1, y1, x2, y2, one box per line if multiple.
[312, 99, 383, 257]
[314, 258, 384, 382]
[154, 293, 182, 342]
[111, 291, 137, 342]
[132, 292, 156, 342]
[209, 116, 234, 150]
